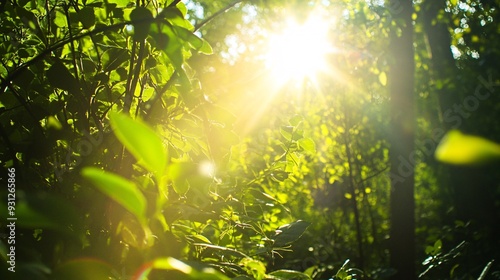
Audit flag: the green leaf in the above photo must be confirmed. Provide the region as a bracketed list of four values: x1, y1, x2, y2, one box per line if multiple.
[139, 257, 231, 280]
[435, 130, 500, 165]
[109, 111, 168, 177]
[188, 234, 212, 244]
[240, 258, 267, 279]
[167, 162, 195, 195]
[46, 60, 78, 93]
[171, 25, 212, 54]
[273, 220, 310, 247]
[280, 126, 294, 142]
[108, 0, 130, 7]
[379, 71, 387, 86]
[0, 191, 81, 236]
[129, 7, 153, 41]
[78, 7, 96, 29]
[198, 38, 213, 55]
[193, 243, 250, 259]
[81, 167, 147, 224]
[271, 170, 289, 182]
[298, 138, 316, 153]
[268, 270, 312, 280]
[103, 48, 129, 72]
[161, 6, 194, 30]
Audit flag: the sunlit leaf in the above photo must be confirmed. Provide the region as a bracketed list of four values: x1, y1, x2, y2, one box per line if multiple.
[268, 269, 312, 280]
[435, 130, 500, 165]
[81, 167, 147, 224]
[273, 220, 311, 247]
[107, 0, 130, 7]
[379, 71, 387, 86]
[271, 170, 289, 182]
[280, 126, 294, 142]
[109, 111, 168, 177]
[161, 6, 194, 30]
[176, 1, 188, 16]
[47, 116, 62, 130]
[168, 162, 196, 195]
[193, 243, 251, 259]
[188, 234, 212, 244]
[52, 259, 114, 280]
[298, 138, 316, 153]
[53, 11, 67, 27]
[136, 257, 230, 280]
[171, 25, 213, 55]
[240, 258, 266, 279]
[198, 39, 213, 55]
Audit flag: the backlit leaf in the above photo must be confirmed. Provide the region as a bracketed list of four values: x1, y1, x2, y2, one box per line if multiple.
[240, 258, 266, 279]
[198, 38, 213, 55]
[82, 167, 147, 224]
[435, 130, 500, 165]
[108, 0, 130, 8]
[78, 7, 95, 29]
[109, 111, 168, 177]
[129, 7, 153, 41]
[273, 220, 310, 247]
[137, 257, 231, 280]
[379, 71, 387, 86]
[298, 138, 316, 153]
[268, 270, 312, 280]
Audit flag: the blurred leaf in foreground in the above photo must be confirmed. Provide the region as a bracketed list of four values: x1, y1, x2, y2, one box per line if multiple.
[435, 130, 500, 165]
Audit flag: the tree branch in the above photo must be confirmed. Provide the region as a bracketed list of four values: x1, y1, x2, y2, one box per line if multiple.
[194, 0, 245, 32]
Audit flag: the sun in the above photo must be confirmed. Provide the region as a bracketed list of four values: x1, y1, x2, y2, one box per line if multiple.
[265, 16, 334, 85]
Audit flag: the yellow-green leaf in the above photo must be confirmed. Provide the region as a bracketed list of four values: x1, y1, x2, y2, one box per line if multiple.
[379, 71, 387, 86]
[435, 130, 500, 165]
[109, 111, 167, 177]
[82, 167, 147, 224]
[298, 137, 316, 153]
[199, 39, 213, 55]
[137, 257, 230, 280]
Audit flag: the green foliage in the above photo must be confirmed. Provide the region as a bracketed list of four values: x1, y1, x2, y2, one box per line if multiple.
[0, 0, 499, 279]
[109, 111, 168, 180]
[141, 257, 231, 280]
[81, 167, 148, 225]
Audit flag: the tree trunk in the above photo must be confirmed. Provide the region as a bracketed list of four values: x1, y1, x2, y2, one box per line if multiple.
[388, 0, 416, 279]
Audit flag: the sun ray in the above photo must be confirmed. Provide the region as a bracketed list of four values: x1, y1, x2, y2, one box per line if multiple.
[264, 16, 336, 86]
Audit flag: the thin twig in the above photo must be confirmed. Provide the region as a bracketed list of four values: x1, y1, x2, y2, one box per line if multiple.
[194, 0, 245, 32]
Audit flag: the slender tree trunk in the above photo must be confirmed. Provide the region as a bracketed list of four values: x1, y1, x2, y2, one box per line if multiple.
[388, 0, 416, 279]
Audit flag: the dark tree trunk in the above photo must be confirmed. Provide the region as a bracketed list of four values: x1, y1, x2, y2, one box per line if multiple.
[420, 0, 457, 120]
[388, 0, 416, 279]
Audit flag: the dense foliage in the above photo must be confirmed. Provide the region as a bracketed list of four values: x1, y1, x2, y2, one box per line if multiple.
[0, 0, 499, 279]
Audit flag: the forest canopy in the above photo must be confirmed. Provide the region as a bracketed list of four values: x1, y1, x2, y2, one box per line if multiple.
[0, 0, 499, 279]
